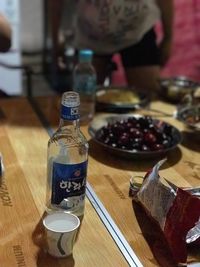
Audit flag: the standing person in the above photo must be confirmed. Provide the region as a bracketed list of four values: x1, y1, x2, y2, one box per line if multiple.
[50, 0, 173, 92]
[0, 13, 11, 52]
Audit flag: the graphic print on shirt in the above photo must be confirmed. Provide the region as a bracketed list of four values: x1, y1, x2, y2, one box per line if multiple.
[77, 0, 149, 46]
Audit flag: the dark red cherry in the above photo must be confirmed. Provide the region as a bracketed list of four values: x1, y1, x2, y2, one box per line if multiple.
[144, 132, 157, 144]
[118, 134, 130, 146]
[151, 143, 164, 151]
[129, 128, 143, 138]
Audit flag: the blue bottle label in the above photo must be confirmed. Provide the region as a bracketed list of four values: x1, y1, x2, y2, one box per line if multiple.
[61, 105, 80, 120]
[51, 161, 87, 205]
[74, 74, 96, 95]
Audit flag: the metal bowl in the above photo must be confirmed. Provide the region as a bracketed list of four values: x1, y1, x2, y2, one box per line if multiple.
[88, 114, 182, 159]
[176, 104, 200, 132]
[159, 76, 200, 103]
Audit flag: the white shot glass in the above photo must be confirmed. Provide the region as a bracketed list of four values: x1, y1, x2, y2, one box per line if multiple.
[43, 212, 80, 258]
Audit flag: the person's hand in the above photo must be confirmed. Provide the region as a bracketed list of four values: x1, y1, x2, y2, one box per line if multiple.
[159, 37, 172, 67]
[0, 14, 11, 52]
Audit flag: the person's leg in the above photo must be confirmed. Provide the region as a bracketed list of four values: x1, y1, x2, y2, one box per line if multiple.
[125, 65, 160, 92]
[93, 54, 112, 85]
[121, 28, 160, 92]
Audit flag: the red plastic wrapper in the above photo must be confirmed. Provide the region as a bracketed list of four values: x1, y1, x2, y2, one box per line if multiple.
[132, 159, 200, 265]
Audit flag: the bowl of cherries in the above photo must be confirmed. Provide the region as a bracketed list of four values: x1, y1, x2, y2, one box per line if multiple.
[88, 114, 182, 159]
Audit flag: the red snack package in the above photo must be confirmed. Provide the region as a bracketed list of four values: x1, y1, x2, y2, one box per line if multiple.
[133, 159, 200, 265]
[164, 188, 200, 264]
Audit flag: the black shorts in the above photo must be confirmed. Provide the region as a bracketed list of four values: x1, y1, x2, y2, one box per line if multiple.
[95, 28, 160, 68]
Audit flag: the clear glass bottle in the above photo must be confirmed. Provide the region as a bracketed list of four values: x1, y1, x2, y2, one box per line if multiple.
[73, 49, 97, 123]
[46, 91, 89, 216]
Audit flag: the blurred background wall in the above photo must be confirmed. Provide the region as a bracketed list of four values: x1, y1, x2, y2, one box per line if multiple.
[20, 0, 44, 53]
[160, 0, 200, 82]
[112, 0, 200, 85]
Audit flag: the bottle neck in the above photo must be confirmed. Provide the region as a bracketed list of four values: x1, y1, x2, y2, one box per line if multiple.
[59, 103, 80, 131]
[58, 117, 80, 130]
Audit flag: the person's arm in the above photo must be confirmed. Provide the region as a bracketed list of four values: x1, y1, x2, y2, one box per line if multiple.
[156, 0, 174, 66]
[0, 14, 11, 52]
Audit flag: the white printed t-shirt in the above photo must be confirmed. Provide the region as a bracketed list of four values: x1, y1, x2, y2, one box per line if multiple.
[74, 0, 161, 54]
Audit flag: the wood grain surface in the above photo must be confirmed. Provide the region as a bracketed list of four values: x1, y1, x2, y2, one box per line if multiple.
[33, 95, 200, 266]
[0, 98, 128, 267]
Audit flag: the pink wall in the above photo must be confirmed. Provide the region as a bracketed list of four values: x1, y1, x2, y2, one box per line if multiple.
[161, 0, 200, 82]
[112, 0, 200, 85]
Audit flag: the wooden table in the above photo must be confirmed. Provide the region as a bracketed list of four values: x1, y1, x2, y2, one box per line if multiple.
[0, 96, 199, 266]
[0, 97, 131, 267]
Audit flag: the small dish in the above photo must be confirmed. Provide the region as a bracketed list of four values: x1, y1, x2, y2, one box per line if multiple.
[95, 86, 149, 113]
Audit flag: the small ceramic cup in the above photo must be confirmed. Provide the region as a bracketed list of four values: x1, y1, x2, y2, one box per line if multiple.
[43, 212, 80, 258]
[129, 175, 144, 197]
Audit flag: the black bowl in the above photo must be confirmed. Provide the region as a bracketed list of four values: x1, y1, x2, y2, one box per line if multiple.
[88, 114, 182, 159]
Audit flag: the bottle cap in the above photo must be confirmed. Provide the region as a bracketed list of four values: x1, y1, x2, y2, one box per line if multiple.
[79, 49, 93, 62]
[62, 91, 80, 107]
[61, 91, 80, 121]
